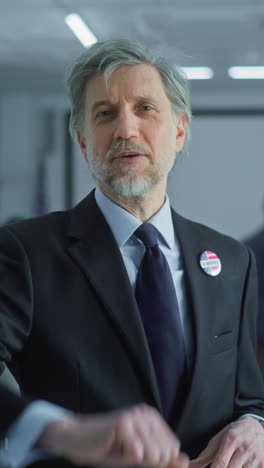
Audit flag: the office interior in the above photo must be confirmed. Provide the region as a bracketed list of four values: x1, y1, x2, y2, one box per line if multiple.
[0, 0, 264, 241]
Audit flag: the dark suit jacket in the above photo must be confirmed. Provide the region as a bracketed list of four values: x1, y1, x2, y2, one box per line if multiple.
[0, 383, 28, 435]
[0, 190, 264, 466]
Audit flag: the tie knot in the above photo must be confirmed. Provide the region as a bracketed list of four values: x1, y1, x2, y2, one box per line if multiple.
[135, 223, 158, 248]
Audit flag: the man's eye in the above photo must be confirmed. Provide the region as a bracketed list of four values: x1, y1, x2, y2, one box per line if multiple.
[97, 110, 111, 117]
[142, 105, 153, 111]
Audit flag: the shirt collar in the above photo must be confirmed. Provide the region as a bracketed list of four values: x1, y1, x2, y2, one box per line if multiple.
[94, 187, 175, 249]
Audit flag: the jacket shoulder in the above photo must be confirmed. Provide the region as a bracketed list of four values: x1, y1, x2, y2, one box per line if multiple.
[172, 210, 251, 262]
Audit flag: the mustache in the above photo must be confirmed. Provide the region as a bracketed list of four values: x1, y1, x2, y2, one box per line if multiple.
[107, 141, 151, 160]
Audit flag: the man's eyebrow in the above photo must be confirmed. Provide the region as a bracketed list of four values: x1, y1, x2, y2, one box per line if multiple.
[91, 96, 161, 114]
[135, 95, 160, 105]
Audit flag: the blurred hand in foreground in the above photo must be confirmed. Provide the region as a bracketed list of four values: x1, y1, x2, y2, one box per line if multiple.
[38, 403, 189, 467]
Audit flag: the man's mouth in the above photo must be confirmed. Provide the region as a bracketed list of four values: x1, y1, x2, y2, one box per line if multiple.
[114, 152, 144, 159]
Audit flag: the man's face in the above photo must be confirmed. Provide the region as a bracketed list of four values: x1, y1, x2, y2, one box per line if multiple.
[77, 63, 186, 198]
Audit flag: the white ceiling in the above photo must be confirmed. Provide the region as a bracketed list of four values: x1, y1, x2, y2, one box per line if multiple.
[0, 0, 264, 96]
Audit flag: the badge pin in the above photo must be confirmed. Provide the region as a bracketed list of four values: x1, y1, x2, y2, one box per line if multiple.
[200, 250, 221, 276]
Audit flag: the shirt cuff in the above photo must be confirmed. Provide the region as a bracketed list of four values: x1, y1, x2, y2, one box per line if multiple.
[240, 413, 264, 423]
[0, 400, 72, 468]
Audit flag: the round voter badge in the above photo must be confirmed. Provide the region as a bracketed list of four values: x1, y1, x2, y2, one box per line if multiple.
[200, 250, 221, 276]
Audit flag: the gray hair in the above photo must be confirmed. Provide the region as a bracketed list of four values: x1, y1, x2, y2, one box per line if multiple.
[65, 39, 192, 152]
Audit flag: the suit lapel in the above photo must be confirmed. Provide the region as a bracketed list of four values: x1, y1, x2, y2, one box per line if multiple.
[171, 210, 221, 433]
[66, 191, 161, 410]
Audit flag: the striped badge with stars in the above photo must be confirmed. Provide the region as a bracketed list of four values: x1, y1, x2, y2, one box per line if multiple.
[200, 250, 221, 276]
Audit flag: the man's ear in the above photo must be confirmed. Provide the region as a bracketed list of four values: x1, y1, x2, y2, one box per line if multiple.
[175, 115, 187, 153]
[77, 131, 88, 161]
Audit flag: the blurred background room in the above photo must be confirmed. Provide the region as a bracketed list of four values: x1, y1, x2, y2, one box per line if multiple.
[0, 0, 264, 240]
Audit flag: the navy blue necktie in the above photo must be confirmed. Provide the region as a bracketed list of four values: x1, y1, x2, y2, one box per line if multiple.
[135, 223, 186, 419]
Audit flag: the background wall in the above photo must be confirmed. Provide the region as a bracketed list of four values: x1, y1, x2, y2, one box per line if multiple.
[0, 94, 67, 222]
[168, 113, 264, 240]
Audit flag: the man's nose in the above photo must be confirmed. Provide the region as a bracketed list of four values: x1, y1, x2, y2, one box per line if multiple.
[113, 111, 139, 140]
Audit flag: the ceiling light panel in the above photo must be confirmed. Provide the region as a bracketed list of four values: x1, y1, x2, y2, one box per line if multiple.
[65, 13, 97, 46]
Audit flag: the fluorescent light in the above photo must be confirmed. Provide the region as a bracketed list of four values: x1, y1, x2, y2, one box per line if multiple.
[65, 13, 97, 47]
[228, 66, 264, 79]
[181, 67, 214, 80]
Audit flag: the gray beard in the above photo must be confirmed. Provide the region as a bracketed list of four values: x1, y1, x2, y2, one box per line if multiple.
[87, 139, 177, 198]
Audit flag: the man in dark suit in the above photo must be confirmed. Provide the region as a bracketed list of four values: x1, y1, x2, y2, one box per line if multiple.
[0, 39, 264, 467]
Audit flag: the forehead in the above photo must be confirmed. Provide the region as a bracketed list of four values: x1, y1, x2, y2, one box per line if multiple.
[84, 63, 170, 107]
